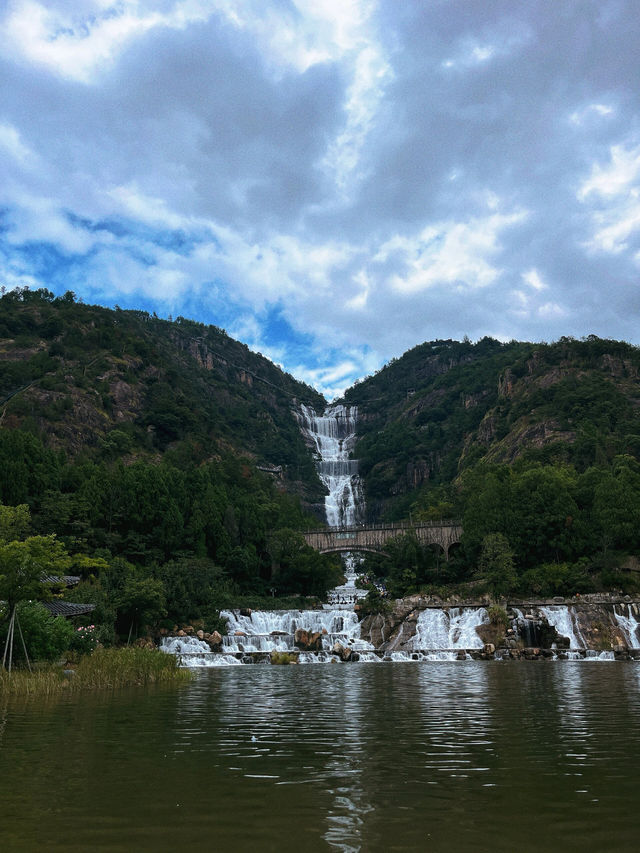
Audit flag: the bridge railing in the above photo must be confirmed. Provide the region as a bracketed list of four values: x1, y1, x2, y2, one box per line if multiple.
[304, 519, 462, 535]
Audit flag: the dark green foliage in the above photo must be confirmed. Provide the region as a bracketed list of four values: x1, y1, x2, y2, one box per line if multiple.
[0, 602, 74, 663]
[0, 287, 324, 503]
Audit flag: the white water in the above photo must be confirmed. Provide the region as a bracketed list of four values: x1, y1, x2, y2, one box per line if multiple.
[221, 608, 374, 653]
[540, 606, 587, 649]
[295, 403, 363, 528]
[159, 636, 242, 667]
[412, 607, 488, 651]
[326, 553, 368, 609]
[614, 604, 640, 649]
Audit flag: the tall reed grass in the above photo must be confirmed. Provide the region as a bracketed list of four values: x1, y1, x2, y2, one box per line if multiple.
[0, 647, 191, 697]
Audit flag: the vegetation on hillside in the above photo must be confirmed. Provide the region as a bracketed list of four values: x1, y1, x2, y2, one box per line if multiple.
[0, 290, 341, 655]
[347, 336, 640, 601]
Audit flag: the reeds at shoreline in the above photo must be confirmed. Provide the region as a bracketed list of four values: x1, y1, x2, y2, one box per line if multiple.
[0, 647, 191, 697]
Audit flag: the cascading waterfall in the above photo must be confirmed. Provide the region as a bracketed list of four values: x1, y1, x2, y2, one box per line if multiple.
[295, 403, 364, 527]
[614, 604, 640, 649]
[160, 635, 242, 667]
[413, 608, 488, 653]
[513, 608, 541, 647]
[540, 605, 587, 649]
[296, 403, 367, 609]
[221, 609, 374, 653]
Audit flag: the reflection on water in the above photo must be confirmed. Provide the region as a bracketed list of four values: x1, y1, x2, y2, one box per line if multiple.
[2, 664, 640, 852]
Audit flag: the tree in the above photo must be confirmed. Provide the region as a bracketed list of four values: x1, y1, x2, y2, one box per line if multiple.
[0, 535, 71, 614]
[115, 576, 166, 641]
[478, 533, 516, 598]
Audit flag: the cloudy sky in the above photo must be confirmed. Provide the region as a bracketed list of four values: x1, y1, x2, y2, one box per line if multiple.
[1, 1, 640, 398]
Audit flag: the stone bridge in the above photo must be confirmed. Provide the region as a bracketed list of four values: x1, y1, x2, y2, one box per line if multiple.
[303, 521, 463, 559]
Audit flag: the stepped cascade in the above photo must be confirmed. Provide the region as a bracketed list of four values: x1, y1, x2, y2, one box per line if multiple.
[296, 403, 367, 609]
[295, 403, 364, 528]
[160, 403, 640, 665]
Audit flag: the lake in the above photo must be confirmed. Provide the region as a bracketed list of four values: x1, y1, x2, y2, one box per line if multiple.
[1, 661, 640, 851]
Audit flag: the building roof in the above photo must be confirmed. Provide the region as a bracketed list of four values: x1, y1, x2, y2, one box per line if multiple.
[42, 601, 96, 618]
[42, 575, 81, 586]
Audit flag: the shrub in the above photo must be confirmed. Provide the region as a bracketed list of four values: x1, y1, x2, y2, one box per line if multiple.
[488, 605, 509, 627]
[0, 602, 74, 663]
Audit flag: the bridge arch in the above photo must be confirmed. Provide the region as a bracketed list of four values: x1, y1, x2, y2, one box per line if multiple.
[318, 545, 390, 558]
[304, 521, 463, 560]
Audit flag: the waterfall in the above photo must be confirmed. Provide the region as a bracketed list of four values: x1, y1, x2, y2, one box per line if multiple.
[513, 608, 541, 647]
[614, 604, 640, 649]
[159, 636, 242, 667]
[540, 605, 587, 649]
[221, 608, 374, 653]
[295, 403, 363, 528]
[295, 402, 368, 609]
[412, 608, 488, 651]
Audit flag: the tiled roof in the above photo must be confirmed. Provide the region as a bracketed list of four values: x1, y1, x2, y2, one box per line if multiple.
[42, 575, 81, 586]
[42, 601, 95, 617]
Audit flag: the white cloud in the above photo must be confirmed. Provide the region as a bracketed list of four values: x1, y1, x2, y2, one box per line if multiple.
[569, 102, 615, 126]
[377, 208, 526, 295]
[0, 122, 35, 166]
[579, 144, 640, 200]
[522, 269, 548, 291]
[1, 0, 212, 82]
[579, 143, 640, 255]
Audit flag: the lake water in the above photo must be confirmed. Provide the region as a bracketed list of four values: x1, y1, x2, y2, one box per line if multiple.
[2, 662, 640, 852]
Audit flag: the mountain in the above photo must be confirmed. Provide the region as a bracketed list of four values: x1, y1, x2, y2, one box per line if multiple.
[0, 287, 325, 503]
[0, 288, 344, 623]
[343, 335, 640, 521]
[343, 335, 640, 600]
[3, 287, 640, 613]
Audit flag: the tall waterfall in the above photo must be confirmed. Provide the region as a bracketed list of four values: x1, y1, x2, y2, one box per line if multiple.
[295, 403, 367, 608]
[295, 403, 363, 528]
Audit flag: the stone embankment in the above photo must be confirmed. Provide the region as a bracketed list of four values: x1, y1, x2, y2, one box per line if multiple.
[359, 592, 640, 659]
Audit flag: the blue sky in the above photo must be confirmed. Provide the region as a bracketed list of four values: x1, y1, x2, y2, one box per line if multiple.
[1, 1, 640, 399]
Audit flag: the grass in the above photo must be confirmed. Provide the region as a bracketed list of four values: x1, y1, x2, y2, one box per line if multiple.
[0, 647, 191, 697]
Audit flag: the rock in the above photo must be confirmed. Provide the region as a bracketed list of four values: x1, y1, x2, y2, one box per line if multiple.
[196, 629, 205, 640]
[234, 630, 247, 637]
[185, 625, 194, 635]
[207, 631, 223, 650]
[294, 628, 310, 649]
[483, 643, 496, 655]
[177, 629, 186, 637]
[240, 608, 252, 617]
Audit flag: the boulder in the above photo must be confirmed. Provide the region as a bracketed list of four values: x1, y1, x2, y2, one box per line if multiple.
[196, 629, 205, 640]
[294, 628, 310, 649]
[207, 631, 223, 650]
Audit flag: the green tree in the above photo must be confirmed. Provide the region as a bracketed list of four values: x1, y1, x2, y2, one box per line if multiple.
[478, 533, 516, 597]
[115, 576, 167, 640]
[0, 535, 71, 614]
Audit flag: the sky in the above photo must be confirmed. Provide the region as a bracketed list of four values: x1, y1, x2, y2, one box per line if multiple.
[1, 1, 640, 399]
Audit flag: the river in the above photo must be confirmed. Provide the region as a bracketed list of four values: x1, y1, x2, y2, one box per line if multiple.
[1, 661, 640, 851]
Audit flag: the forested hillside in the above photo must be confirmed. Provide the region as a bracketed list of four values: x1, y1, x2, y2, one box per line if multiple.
[4, 285, 640, 637]
[345, 336, 640, 600]
[0, 288, 340, 643]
